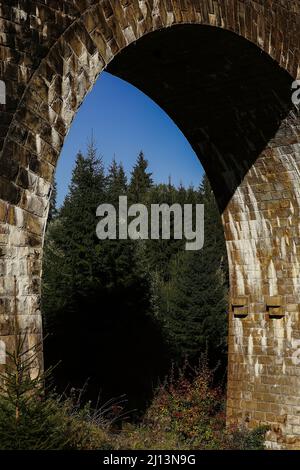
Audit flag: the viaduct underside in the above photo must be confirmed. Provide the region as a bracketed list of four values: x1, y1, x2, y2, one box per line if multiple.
[0, 0, 300, 449]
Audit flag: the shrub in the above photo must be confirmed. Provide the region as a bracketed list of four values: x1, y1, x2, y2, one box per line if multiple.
[0, 391, 118, 450]
[221, 425, 269, 450]
[142, 359, 223, 449]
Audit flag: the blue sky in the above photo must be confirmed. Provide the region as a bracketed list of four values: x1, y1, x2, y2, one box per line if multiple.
[56, 72, 204, 206]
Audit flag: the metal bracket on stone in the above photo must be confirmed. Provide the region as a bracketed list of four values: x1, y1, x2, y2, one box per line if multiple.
[231, 296, 249, 318]
[266, 296, 284, 318]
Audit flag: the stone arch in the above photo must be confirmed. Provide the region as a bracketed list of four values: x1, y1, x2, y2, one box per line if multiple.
[1, 1, 300, 449]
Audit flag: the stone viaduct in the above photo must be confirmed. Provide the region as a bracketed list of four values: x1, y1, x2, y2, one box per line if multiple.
[1, 0, 300, 449]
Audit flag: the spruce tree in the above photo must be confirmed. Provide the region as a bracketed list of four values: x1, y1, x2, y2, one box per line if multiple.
[42, 140, 107, 326]
[143, 182, 187, 281]
[158, 175, 228, 367]
[0, 278, 69, 450]
[55, 140, 107, 291]
[42, 139, 109, 392]
[107, 158, 127, 204]
[42, 142, 229, 408]
[42, 145, 166, 411]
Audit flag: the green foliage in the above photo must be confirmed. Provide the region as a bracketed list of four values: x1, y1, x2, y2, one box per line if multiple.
[43, 140, 108, 330]
[42, 146, 165, 411]
[42, 142, 228, 409]
[0, 336, 62, 450]
[0, 313, 119, 450]
[154, 176, 228, 365]
[114, 360, 267, 450]
[0, 382, 117, 450]
[1, 142, 263, 451]
[107, 157, 127, 203]
[221, 425, 269, 450]
[141, 182, 189, 279]
[0, 328, 266, 450]
[142, 359, 223, 449]
[129, 151, 153, 202]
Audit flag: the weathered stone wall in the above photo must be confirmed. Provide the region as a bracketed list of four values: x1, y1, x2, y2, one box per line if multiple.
[0, 0, 300, 449]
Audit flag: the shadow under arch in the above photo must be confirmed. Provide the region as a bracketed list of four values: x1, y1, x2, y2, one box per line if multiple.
[43, 23, 297, 416]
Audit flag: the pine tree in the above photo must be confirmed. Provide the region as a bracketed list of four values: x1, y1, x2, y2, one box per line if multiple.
[0, 278, 69, 450]
[42, 143, 229, 407]
[129, 151, 153, 203]
[177, 181, 187, 205]
[42, 140, 108, 327]
[42, 144, 165, 410]
[55, 139, 107, 292]
[107, 157, 127, 204]
[143, 182, 187, 281]
[157, 175, 228, 366]
[42, 139, 110, 392]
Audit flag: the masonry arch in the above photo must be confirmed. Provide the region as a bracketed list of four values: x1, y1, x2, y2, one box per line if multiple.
[0, 1, 300, 449]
